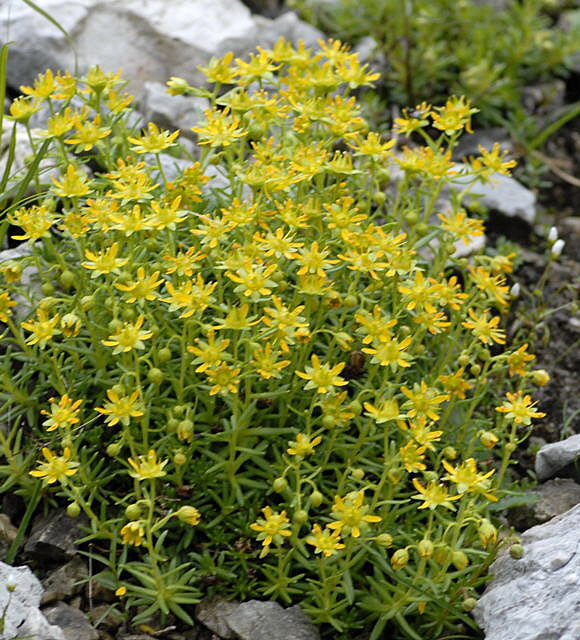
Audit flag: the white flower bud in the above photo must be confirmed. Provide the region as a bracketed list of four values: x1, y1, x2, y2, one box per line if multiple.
[547, 226, 558, 244]
[509, 282, 520, 299]
[551, 239, 565, 258]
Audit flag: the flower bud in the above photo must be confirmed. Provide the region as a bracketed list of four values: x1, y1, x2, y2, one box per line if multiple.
[80, 295, 94, 311]
[551, 239, 565, 258]
[41, 281, 55, 296]
[106, 442, 122, 457]
[273, 477, 288, 493]
[462, 597, 478, 612]
[418, 539, 434, 559]
[351, 468, 364, 480]
[547, 226, 558, 244]
[480, 431, 499, 449]
[443, 446, 457, 460]
[157, 347, 172, 363]
[177, 419, 194, 442]
[310, 491, 323, 507]
[321, 414, 336, 429]
[510, 543, 524, 559]
[375, 533, 393, 548]
[391, 548, 409, 569]
[176, 505, 201, 525]
[166, 76, 189, 95]
[478, 519, 497, 548]
[451, 550, 469, 570]
[293, 509, 309, 525]
[66, 502, 81, 518]
[509, 282, 521, 299]
[125, 503, 142, 520]
[349, 400, 362, 416]
[147, 367, 164, 385]
[59, 270, 76, 290]
[174, 451, 187, 466]
[530, 369, 550, 386]
[61, 313, 81, 337]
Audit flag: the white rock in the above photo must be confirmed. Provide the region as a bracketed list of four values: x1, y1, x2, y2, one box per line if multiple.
[473, 503, 580, 640]
[0, 0, 258, 99]
[253, 11, 326, 49]
[0, 561, 65, 640]
[535, 434, 580, 481]
[449, 164, 536, 224]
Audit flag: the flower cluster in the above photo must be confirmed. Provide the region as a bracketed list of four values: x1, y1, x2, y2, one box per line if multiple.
[0, 40, 547, 636]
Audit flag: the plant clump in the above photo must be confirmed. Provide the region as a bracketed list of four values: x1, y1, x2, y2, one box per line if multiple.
[0, 39, 547, 639]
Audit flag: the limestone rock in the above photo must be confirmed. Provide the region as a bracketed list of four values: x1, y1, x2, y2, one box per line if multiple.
[474, 503, 580, 640]
[535, 434, 580, 481]
[0, 561, 65, 640]
[449, 164, 536, 224]
[42, 556, 89, 605]
[24, 509, 87, 564]
[226, 600, 320, 640]
[0, 0, 258, 99]
[44, 602, 99, 640]
[508, 478, 580, 531]
[196, 597, 241, 639]
[253, 11, 326, 49]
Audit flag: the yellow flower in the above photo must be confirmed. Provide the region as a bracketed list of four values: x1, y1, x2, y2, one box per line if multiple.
[162, 276, 217, 319]
[52, 164, 92, 198]
[399, 441, 427, 473]
[438, 368, 472, 399]
[30, 447, 79, 484]
[192, 107, 246, 147]
[411, 478, 460, 511]
[8, 96, 40, 123]
[401, 381, 449, 422]
[65, 114, 111, 151]
[114, 267, 163, 303]
[205, 363, 241, 395]
[472, 143, 517, 177]
[364, 398, 403, 424]
[82, 242, 128, 277]
[306, 524, 345, 558]
[198, 51, 237, 84]
[0, 292, 17, 322]
[128, 122, 180, 154]
[409, 417, 443, 451]
[187, 330, 231, 373]
[175, 506, 201, 526]
[20, 69, 57, 100]
[21, 309, 60, 347]
[226, 263, 278, 299]
[95, 389, 144, 427]
[127, 450, 168, 481]
[507, 344, 535, 376]
[287, 433, 322, 458]
[442, 458, 497, 501]
[327, 491, 381, 538]
[361, 335, 413, 370]
[250, 506, 292, 551]
[296, 354, 348, 394]
[496, 391, 545, 426]
[41, 395, 83, 432]
[102, 315, 153, 354]
[120, 521, 145, 546]
[295, 241, 339, 278]
[462, 308, 506, 345]
[431, 96, 478, 135]
[438, 208, 485, 245]
[213, 304, 260, 331]
[0, 260, 23, 283]
[251, 343, 290, 380]
[9, 205, 57, 242]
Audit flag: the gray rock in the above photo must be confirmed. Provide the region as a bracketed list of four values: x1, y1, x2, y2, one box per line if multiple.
[449, 163, 536, 224]
[42, 556, 89, 605]
[44, 602, 99, 640]
[253, 11, 326, 50]
[140, 82, 209, 140]
[0, 0, 258, 100]
[535, 434, 580, 481]
[226, 600, 320, 640]
[474, 503, 580, 640]
[559, 217, 580, 261]
[0, 512, 17, 560]
[24, 509, 87, 564]
[196, 597, 241, 639]
[0, 560, 66, 640]
[508, 478, 580, 531]
[454, 127, 511, 161]
[86, 604, 124, 633]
